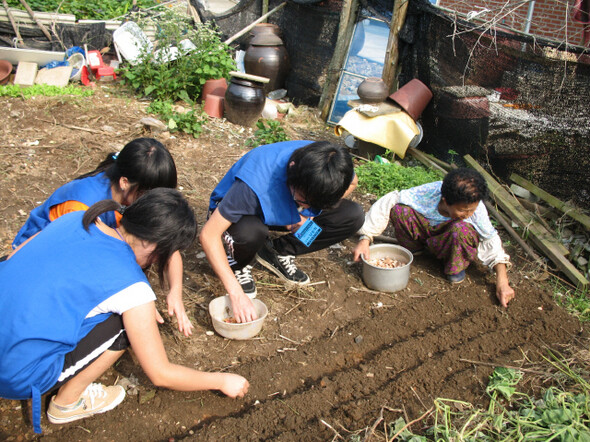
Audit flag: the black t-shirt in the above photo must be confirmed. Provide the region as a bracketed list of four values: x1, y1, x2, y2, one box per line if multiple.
[216, 179, 263, 223]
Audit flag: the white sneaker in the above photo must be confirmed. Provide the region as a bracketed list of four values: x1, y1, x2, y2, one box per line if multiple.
[47, 383, 125, 424]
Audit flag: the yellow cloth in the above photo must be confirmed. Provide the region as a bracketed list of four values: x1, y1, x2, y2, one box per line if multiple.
[335, 109, 419, 159]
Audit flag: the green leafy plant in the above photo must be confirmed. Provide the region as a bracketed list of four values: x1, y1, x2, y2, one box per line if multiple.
[6, 0, 157, 20]
[448, 149, 459, 164]
[119, 15, 235, 103]
[0, 84, 93, 98]
[355, 162, 440, 197]
[146, 100, 205, 138]
[552, 280, 590, 323]
[245, 120, 290, 148]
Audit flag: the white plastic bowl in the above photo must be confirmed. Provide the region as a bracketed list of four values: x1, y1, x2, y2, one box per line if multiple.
[361, 244, 413, 292]
[208, 296, 268, 340]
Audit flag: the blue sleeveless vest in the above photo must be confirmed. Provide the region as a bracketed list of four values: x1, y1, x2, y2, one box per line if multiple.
[0, 212, 148, 432]
[209, 140, 312, 226]
[12, 172, 116, 248]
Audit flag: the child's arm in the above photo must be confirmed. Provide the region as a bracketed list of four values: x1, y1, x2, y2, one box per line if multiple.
[161, 251, 193, 337]
[123, 302, 249, 397]
[199, 210, 258, 323]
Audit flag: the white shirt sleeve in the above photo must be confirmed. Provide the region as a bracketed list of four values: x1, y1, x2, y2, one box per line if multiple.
[86, 282, 156, 318]
[357, 191, 400, 240]
[477, 233, 512, 271]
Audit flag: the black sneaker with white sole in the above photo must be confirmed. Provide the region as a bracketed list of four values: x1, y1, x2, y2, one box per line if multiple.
[256, 242, 310, 284]
[233, 265, 257, 298]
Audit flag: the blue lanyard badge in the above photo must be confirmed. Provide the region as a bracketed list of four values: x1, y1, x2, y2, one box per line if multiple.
[294, 218, 322, 247]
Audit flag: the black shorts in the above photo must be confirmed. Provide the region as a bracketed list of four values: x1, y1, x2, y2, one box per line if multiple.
[51, 314, 130, 391]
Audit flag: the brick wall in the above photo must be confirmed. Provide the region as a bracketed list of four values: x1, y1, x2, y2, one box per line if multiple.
[437, 0, 589, 46]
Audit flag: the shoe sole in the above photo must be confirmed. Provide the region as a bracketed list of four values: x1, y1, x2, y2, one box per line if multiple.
[255, 254, 310, 285]
[47, 387, 125, 424]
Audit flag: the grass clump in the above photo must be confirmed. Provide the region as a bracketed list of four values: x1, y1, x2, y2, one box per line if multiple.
[146, 100, 206, 138]
[370, 350, 590, 441]
[0, 84, 94, 98]
[552, 280, 590, 323]
[356, 161, 440, 197]
[245, 120, 290, 148]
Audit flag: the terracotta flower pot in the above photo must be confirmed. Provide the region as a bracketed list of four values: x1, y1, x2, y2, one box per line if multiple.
[202, 78, 228, 100]
[204, 94, 225, 118]
[0, 59, 13, 85]
[388, 79, 433, 121]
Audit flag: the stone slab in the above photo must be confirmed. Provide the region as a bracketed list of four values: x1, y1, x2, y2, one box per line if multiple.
[14, 61, 38, 86]
[35, 66, 73, 87]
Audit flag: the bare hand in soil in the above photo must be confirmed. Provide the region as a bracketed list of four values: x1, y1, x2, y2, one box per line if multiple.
[166, 292, 194, 337]
[496, 280, 516, 308]
[220, 374, 249, 398]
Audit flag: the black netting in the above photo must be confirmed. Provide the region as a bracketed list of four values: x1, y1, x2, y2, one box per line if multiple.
[399, 0, 590, 207]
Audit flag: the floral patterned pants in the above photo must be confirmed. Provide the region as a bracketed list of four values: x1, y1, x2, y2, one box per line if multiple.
[390, 204, 479, 275]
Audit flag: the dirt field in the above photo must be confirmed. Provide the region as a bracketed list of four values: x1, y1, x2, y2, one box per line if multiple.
[0, 89, 586, 441]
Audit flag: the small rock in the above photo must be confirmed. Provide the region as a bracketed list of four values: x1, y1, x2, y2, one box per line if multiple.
[196, 252, 206, 259]
[206, 330, 214, 336]
[140, 117, 167, 132]
[354, 335, 363, 344]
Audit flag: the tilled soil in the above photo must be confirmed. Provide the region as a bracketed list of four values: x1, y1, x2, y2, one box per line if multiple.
[0, 90, 585, 441]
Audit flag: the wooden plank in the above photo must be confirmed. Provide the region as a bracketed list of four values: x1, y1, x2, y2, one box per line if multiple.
[382, 0, 409, 92]
[318, 0, 359, 119]
[464, 155, 587, 288]
[406, 148, 446, 177]
[2, 0, 23, 45]
[510, 173, 590, 231]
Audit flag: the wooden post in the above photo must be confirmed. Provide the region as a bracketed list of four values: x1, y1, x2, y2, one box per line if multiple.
[18, 0, 52, 42]
[262, 0, 269, 17]
[382, 0, 409, 92]
[2, 0, 24, 45]
[318, 0, 359, 120]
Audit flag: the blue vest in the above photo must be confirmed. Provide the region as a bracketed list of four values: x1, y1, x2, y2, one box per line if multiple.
[209, 140, 312, 226]
[12, 172, 116, 248]
[0, 212, 148, 433]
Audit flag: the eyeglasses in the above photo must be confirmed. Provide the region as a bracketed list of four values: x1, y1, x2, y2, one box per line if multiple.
[291, 187, 309, 207]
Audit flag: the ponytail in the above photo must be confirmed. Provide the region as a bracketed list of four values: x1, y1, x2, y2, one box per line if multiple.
[82, 200, 122, 230]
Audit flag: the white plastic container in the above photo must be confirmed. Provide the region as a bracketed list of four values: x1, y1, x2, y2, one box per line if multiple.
[361, 244, 413, 292]
[113, 21, 152, 65]
[208, 296, 268, 340]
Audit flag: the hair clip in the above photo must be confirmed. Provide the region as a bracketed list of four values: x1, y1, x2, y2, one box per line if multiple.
[112, 151, 120, 160]
[117, 205, 127, 215]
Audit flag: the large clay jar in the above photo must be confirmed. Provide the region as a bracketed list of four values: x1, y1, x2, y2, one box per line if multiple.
[249, 23, 282, 41]
[224, 71, 269, 127]
[357, 77, 389, 104]
[244, 33, 290, 94]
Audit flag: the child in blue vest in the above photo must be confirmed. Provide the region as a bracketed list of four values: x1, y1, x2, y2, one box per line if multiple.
[0, 189, 249, 433]
[200, 140, 365, 323]
[10, 137, 193, 336]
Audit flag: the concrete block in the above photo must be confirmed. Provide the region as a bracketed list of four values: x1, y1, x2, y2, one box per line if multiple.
[14, 61, 38, 86]
[35, 65, 73, 87]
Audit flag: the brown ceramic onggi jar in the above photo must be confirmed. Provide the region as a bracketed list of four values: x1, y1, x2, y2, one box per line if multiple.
[224, 71, 269, 127]
[244, 33, 290, 94]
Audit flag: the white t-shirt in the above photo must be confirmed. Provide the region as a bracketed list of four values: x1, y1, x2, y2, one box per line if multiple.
[86, 282, 156, 318]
